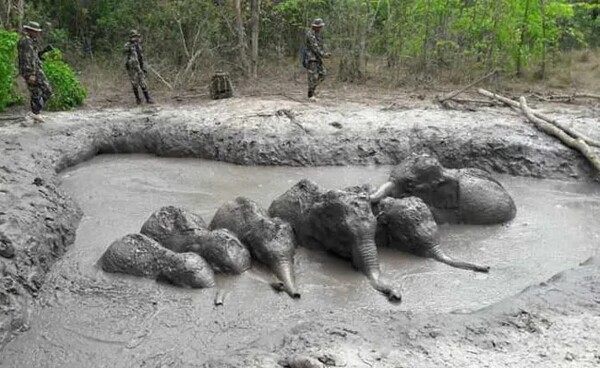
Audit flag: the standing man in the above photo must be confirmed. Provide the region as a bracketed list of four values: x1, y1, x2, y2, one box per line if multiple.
[305, 18, 331, 102]
[18, 21, 53, 123]
[124, 29, 154, 105]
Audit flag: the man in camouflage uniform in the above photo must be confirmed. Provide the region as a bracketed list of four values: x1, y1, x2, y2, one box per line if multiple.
[18, 21, 53, 123]
[124, 29, 154, 104]
[305, 18, 330, 102]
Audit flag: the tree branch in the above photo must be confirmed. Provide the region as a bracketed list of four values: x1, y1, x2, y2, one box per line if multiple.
[477, 88, 600, 148]
[519, 96, 600, 174]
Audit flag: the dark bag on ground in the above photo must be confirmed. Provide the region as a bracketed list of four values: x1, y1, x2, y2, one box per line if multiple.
[210, 72, 233, 100]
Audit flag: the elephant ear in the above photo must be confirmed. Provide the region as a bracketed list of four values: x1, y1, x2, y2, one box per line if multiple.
[429, 177, 459, 209]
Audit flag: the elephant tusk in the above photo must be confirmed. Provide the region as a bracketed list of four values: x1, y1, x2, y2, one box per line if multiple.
[369, 181, 395, 203]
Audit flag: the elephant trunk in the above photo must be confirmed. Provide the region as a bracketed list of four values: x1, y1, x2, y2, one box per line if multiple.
[355, 233, 402, 303]
[370, 181, 395, 203]
[271, 259, 301, 299]
[428, 246, 490, 273]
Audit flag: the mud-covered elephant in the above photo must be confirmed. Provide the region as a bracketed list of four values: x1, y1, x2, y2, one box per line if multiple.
[269, 179, 402, 302]
[140, 206, 251, 274]
[209, 197, 300, 299]
[100, 233, 215, 288]
[375, 197, 489, 272]
[370, 153, 516, 225]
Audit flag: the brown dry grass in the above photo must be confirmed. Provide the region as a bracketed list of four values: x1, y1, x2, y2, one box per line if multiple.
[68, 48, 600, 110]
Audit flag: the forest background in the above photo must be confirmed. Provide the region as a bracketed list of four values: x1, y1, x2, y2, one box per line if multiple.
[0, 0, 599, 106]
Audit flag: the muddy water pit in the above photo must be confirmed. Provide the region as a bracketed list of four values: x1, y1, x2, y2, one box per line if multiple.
[2, 154, 599, 367]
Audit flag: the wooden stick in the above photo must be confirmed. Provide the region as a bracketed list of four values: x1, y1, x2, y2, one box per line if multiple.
[171, 93, 208, 100]
[0, 115, 22, 121]
[546, 93, 600, 101]
[451, 98, 502, 105]
[438, 69, 497, 102]
[519, 96, 600, 174]
[147, 65, 174, 90]
[477, 88, 600, 148]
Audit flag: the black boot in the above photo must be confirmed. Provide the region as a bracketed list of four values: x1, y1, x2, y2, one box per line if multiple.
[132, 87, 142, 105]
[143, 90, 155, 104]
[308, 89, 314, 98]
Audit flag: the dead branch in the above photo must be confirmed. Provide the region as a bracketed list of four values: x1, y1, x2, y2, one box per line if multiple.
[438, 99, 478, 112]
[147, 65, 174, 90]
[477, 88, 600, 148]
[519, 96, 600, 174]
[451, 98, 502, 105]
[437, 69, 497, 103]
[171, 93, 208, 101]
[546, 93, 600, 101]
[175, 18, 190, 59]
[0, 115, 21, 121]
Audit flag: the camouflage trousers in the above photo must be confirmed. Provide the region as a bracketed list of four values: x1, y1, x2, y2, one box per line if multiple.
[127, 66, 148, 91]
[307, 60, 326, 97]
[26, 72, 53, 114]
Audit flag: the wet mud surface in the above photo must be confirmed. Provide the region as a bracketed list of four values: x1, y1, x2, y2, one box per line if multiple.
[0, 98, 599, 366]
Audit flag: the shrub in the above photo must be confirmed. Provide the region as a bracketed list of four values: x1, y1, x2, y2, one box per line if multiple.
[0, 29, 19, 111]
[42, 49, 87, 111]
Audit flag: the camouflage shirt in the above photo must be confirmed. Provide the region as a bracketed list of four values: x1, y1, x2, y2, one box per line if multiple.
[123, 39, 145, 71]
[305, 29, 325, 62]
[17, 35, 42, 78]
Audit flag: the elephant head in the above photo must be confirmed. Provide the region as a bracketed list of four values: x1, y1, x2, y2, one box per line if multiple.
[308, 190, 402, 302]
[375, 197, 489, 272]
[210, 197, 300, 299]
[100, 233, 216, 289]
[371, 153, 516, 225]
[370, 153, 455, 205]
[270, 180, 401, 303]
[141, 206, 251, 274]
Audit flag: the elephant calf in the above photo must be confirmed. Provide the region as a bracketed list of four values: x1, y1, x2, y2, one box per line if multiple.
[209, 197, 300, 299]
[141, 206, 251, 274]
[375, 197, 489, 273]
[269, 179, 402, 303]
[370, 153, 516, 225]
[100, 233, 216, 288]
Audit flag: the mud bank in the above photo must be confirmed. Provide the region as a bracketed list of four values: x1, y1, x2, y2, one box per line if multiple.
[0, 97, 599, 363]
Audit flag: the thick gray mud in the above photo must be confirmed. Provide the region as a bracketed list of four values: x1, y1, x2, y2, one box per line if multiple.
[1, 154, 598, 367]
[1, 98, 599, 366]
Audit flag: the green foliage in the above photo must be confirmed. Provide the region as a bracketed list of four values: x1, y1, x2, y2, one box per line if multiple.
[24, 0, 600, 84]
[0, 29, 20, 111]
[42, 49, 87, 111]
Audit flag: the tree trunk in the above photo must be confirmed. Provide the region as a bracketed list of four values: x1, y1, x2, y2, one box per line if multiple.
[250, 0, 260, 78]
[233, 0, 249, 76]
[516, 0, 531, 77]
[538, 0, 547, 79]
[358, 17, 367, 75]
[17, 0, 23, 30]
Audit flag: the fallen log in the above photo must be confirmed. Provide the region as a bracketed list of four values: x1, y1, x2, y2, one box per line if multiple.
[546, 93, 600, 101]
[451, 98, 502, 105]
[171, 93, 209, 101]
[519, 96, 600, 174]
[0, 115, 22, 121]
[477, 88, 600, 148]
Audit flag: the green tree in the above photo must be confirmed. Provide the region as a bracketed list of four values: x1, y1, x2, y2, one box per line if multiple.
[42, 48, 87, 110]
[0, 28, 19, 111]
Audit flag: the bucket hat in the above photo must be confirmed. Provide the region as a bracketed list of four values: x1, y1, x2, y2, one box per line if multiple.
[23, 21, 42, 32]
[311, 18, 325, 27]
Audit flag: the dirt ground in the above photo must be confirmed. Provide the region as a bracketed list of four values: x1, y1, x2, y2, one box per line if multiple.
[0, 88, 599, 367]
